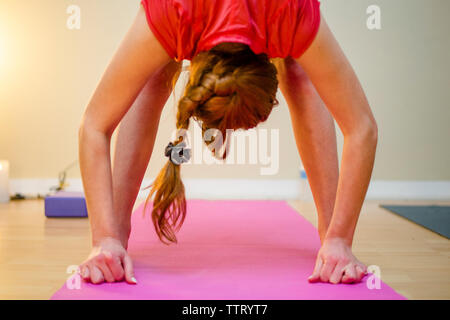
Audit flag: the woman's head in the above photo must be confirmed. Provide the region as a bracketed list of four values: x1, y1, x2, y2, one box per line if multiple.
[144, 42, 279, 244]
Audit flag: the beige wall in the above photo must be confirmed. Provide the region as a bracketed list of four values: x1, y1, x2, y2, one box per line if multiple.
[0, 0, 449, 181]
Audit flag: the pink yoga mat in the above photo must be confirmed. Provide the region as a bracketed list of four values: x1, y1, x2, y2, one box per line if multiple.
[52, 200, 405, 300]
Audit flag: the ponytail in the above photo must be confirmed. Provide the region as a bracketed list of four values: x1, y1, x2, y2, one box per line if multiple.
[144, 158, 186, 244]
[143, 95, 195, 244]
[143, 42, 278, 244]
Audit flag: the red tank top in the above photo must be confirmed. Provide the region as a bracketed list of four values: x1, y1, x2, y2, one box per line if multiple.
[141, 0, 321, 62]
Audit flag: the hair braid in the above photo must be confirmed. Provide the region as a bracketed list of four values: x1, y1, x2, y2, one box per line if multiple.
[144, 42, 279, 244]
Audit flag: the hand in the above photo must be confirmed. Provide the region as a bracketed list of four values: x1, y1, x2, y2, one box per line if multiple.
[308, 237, 367, 284]
[79, 237, 137, 285]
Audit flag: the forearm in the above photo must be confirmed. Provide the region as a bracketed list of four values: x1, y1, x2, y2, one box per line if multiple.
[111, 61, 181, 244]
[275, 57, 339, 243]
[292, 108, 339, 242]
[111, 85, 166, 235]
[79, 127, 121, 245]
[112, 124, 151, 235]
[325, 128, 377, 246]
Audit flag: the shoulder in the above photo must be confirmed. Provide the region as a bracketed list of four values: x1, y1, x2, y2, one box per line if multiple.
[140, 0, 179, 61]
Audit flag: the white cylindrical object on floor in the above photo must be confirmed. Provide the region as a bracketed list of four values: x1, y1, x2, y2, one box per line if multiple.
[0, 160, 10, 203]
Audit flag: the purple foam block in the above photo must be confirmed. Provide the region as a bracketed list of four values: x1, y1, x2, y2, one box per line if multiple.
[45, 191, 88, 217]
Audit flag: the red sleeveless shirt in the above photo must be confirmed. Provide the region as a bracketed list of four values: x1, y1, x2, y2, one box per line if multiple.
[140, 0, 321, 62]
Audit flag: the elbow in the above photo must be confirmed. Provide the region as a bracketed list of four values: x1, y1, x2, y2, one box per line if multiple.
[78, 121, 102, 145]
[78, 123, 85, 142]
[362, 117, 378, 146]
[345, 116, 378, 147]
[78, 116, 111, 142]
[369, 118, 378, 145]
[78, 120, 90, 142]
[78, 122, 85, 139]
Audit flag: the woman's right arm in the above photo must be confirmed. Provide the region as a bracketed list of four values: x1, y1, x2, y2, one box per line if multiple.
[78, 6, 172, 284]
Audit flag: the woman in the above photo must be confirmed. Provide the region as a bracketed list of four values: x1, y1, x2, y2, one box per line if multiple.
[78, 0, 377, 286]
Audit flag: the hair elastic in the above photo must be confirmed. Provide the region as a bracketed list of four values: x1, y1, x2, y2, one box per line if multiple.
[165, 141, 191, 165]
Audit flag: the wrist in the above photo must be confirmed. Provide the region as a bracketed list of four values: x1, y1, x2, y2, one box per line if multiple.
[92, 234, 121, 246]
[91, 220, 131, 247]
[324, 220, 355, 246]
[323, 234, 353, 247]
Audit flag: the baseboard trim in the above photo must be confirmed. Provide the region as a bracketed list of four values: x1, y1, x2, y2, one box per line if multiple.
[8, 178, 450, 200]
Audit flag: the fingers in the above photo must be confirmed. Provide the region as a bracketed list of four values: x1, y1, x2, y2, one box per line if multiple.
[319, 259, 336, 283]
[355, 264, 366, 282]
[308, 258, 365, 285]
[357, 263, 368, 275]
[79, 238, 135, 285]
[307, 238, 367, 285]
[104, 251, 125, 282]
[90, 265, 105, 284]
[91, 253, 115, 283]
[80, 264, 90, 281]
[122, 254, 137, 284]
[311, 262, 366, 284]
[342, 264, 357, 284]
[308, 257, 323, 283]
[341, 263, 366, 284]
[329, 261, 347, 284]
[81, 263, 106, 284]
[80, 260, 105, 284]
[80, 252, 127, 284]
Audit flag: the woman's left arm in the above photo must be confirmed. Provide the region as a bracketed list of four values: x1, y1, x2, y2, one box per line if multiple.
[295, 15, 378, 284]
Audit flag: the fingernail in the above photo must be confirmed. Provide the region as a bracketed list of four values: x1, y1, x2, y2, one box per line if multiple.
[131, 277, 137, 284]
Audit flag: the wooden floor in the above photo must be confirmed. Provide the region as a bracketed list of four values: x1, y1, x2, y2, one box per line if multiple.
[0, 198, 448, 300]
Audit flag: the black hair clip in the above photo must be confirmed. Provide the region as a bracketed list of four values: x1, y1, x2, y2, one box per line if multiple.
[165, 141, 191, 165]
